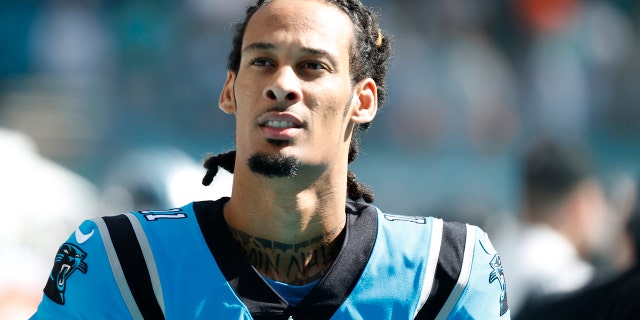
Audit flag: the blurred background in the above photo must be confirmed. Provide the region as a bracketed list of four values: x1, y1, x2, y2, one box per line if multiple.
[1, 0, 639, 318]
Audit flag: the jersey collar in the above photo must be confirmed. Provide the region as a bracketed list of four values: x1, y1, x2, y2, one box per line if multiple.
[194, 197, 378, 319]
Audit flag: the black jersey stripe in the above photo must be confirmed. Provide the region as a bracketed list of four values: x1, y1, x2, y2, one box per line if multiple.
[126, 212, 166, 315]
[103, 214, 165, 320]
[415, 221, 467, 319]
[93, 217, 144, 319]
[436, 224, 476, 318]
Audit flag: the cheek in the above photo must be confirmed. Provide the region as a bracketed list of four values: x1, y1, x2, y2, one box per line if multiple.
[234, 82, 258, 109]
[310, 86, 352, 124]
[312, 107, 346, 138]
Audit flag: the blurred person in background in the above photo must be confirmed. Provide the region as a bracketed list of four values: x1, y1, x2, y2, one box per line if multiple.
[500, 137, 609, 316]
[0, 127, 103, 320]
[589, 172, 638, 276]
[101, 146, 232, 213]
[516, 173, 640, 319]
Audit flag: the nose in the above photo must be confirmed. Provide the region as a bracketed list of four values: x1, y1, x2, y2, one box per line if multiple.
[263, 67, 301, 103]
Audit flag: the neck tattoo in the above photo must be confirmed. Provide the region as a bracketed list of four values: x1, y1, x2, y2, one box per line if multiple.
[227, 222, 346, 285]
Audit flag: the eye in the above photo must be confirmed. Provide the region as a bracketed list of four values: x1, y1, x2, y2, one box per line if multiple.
[250, 57, 274, 67]
[301, 61, 327, 70]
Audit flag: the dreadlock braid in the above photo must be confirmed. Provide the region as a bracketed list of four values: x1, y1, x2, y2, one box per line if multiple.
[347, 170, 374, 203]
[347, 134, 375, 203]
[202, 150, 236, 186]
[202, 147, 375, 203]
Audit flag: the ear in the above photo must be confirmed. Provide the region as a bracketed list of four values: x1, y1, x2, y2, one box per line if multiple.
[219, 71, 236, 114]
[350, 78, 378, 124]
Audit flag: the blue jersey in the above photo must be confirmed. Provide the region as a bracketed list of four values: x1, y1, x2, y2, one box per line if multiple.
[31, 198, 510, 319]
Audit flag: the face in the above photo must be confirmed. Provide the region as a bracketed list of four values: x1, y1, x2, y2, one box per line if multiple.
[220, 0, 377, 179]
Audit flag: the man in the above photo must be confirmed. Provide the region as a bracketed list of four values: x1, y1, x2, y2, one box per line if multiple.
[516, 174, 640, 320]
[500, 137, 608, 315]
[31, 0, 510, 318]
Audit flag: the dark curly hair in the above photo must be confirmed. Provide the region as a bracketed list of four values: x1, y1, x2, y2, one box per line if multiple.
[203, 0, 392, 203]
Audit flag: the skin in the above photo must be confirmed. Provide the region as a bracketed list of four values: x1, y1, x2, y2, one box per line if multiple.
[218, 0, 378, 284]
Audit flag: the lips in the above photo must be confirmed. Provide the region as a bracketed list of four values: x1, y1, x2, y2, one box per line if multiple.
[258, 113, 304, 139]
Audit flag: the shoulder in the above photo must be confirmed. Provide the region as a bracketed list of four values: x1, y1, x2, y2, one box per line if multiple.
[32, 215, 134, 317]
[444, 224, 511, 319]
[32, 200, 224, 318]
[115, 199, 226, 234]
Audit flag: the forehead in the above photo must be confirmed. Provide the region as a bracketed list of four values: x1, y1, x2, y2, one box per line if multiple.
[243, 0, 354, 57]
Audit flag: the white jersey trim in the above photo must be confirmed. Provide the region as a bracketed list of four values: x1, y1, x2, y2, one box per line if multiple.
[435, 224, 476, 319]
[94, 217, 145, 320]
[413, 218, 444, 317]
[125, 212, 166, 316]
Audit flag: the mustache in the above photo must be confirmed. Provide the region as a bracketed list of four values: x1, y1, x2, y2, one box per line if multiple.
[257, 104, 291, 117]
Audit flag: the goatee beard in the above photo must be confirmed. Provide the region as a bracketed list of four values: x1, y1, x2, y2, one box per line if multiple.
[248, 152, 300, 178]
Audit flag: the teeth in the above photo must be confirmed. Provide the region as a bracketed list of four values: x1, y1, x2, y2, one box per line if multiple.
[266, 120, 295, 128]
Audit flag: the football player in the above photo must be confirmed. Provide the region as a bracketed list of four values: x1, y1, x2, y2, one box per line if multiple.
[31, 0, 510, 319]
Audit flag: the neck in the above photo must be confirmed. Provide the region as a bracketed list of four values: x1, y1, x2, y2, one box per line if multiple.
[224, 155, 349, 240]
[223, 161, 349, 284]
[224, 187, 348, 285]
[228, 221, 345, 285]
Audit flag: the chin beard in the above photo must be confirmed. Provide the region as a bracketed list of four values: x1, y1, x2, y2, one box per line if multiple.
[248, 152, 300, 178]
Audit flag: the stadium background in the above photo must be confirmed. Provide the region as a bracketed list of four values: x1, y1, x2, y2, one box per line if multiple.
[1, 0, 639, 220]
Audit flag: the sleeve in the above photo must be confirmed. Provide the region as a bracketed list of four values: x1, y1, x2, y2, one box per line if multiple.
[446, 226, 511, 320]
[29, 219, 135, 320]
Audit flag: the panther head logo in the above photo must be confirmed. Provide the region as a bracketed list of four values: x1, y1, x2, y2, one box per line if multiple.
[489, 254, 509, 316]
[44, 243, 88, 305]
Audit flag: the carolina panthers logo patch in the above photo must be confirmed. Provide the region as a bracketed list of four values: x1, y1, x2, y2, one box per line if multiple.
[44, 243, 88, 305]
[489, 254, 509, 316]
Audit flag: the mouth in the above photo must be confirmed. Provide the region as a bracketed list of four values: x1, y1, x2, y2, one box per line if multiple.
[57, 264, 71, 289]
[263, 120, 300, 129]
[258, 114, 304, 140]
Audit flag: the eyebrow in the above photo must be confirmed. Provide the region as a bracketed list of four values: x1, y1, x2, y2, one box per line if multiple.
[242, 42, 339, 66]
[243, 42, 276, 52]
